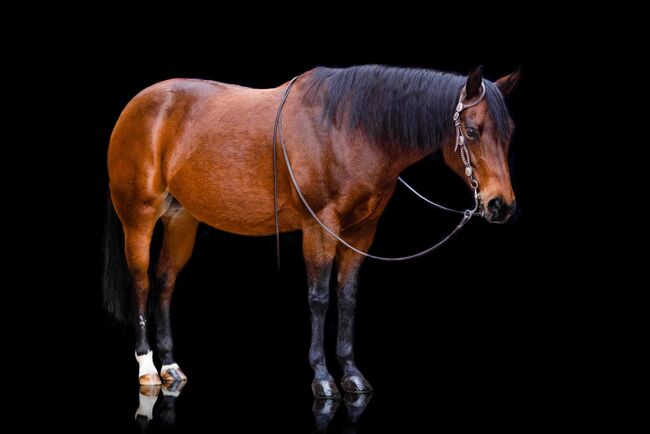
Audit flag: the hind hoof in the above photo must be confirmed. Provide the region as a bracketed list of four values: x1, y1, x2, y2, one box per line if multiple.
[139, 373, 162, 385]
[162, 379, 187, 396]
[161, 363, 188, 383]
[312, 379, 341, 399]
[341, 375, 373, 394]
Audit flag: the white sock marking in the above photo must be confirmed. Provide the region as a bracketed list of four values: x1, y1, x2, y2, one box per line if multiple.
[135, 391, 158, 420]
[135, 351, 158, 377]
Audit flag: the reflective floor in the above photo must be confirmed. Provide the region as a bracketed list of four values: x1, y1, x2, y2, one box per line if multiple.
[85, 376, 553, 433]
[135, 382, 372, 433]
[76, 336, 558, 432]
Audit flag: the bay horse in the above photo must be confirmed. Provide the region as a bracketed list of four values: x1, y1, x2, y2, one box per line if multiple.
[103, 65, 520, 398]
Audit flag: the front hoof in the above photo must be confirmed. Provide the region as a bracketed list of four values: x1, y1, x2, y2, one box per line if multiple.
[139, 373, 162, 385]
[341, 375, 373, 394]
[161, 363, 188, 383]
[311, 379, 341, 399]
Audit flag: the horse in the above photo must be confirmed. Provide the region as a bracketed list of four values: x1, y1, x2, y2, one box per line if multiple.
[103, 64, 520, 398]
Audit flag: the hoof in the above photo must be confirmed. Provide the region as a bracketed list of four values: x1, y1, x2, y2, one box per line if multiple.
[311, 379, 342, 399]
[136, 385, 160, 420]
[139, 385, 161, 397]
[160, 363, 188, 383]
[162, 379, 187, 397]
[139, 373, 162, 385]
[341, 375, 373, 394]
[312, 398, 340, 415]
[312, 398, 340, 432]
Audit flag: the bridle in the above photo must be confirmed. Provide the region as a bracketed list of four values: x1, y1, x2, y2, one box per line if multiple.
[272, 76, 486, 263]
[398, 82, 485, 217]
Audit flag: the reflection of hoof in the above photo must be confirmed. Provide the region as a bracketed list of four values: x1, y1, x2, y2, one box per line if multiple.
[312, 397, 340, 416]
[139, 384, 161, 397]
[312, 398, 340, 432]
[344, 392, 373, 422]
[161, 363, 188, 383]
[162, 379, 187, 397]
[135, 385, 160, 420]
[343, 393, 372, 419]
[344, 392, 373, 408]
[139, 373, 162, 385]
[311, 379, 342, 399]
[341, 375, 373, 394]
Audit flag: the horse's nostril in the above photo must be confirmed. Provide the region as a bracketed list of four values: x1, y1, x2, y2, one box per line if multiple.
[488, 197, 503, 214]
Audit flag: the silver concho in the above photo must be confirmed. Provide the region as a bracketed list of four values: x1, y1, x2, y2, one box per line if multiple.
[456, 102, 464, 112]
[465, 167, 473, 177]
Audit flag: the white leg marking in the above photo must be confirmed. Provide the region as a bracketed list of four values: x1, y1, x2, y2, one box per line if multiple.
[135, 351, 158, 377]
[135, 391, 158, 420]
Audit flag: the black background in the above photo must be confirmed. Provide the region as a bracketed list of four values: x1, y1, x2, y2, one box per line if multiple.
[29, 19, 605, 432]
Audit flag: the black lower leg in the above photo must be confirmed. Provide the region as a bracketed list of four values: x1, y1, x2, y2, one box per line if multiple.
[336, 278, 358, 375]
[308, 262, 340, 398]
[154, 276, 176, 365]
[133, 280, 151, 356]
[308, 263, 331, 379]
[337, 270, 373, 393]
[155, 301, 174, 364]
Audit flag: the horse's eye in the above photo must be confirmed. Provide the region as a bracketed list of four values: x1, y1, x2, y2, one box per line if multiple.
[466, 127, 479, 139]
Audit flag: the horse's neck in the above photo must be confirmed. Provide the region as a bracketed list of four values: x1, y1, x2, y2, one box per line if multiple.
[389, 143, 443, 178]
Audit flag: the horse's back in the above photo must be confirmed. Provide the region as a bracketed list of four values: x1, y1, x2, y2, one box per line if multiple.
[108, 78, 294, 234]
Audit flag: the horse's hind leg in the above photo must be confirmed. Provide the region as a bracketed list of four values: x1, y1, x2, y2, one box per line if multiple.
[154, 204, 198, 382]
[119, 202, 165, 385]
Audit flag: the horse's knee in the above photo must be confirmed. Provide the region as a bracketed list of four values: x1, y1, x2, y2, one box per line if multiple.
[338, 285, 356, 309]
[308, 287, 329, 313]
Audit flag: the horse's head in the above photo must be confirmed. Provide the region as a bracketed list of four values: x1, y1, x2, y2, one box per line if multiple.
[442, 66, 521, 223]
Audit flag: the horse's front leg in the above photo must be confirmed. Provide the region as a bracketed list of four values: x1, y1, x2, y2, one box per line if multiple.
[335, 220, 378, 394]
[303, 217, 341, 399]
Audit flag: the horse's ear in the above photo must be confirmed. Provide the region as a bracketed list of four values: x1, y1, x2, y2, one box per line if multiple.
[495, 67, 522, 96]
[465, 65, 483, 99]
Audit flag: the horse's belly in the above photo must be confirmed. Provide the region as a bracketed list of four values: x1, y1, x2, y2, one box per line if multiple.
[168, 166, 301, 236]
[182, 197, 301, 236]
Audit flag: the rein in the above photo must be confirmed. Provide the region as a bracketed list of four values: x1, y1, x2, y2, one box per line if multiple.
[272, 76, 485, 263]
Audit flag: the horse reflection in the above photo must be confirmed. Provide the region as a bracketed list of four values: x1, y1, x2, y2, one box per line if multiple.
[135, 380, 186, 432]
[312, 394, 373, 433]
[134, 382, 371, 433]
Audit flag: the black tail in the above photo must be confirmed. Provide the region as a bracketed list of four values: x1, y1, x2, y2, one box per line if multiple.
[102, 196, 131, 324]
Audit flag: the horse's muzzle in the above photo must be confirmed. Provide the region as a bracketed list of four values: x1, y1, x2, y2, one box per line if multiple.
[483, 197, 516, 223]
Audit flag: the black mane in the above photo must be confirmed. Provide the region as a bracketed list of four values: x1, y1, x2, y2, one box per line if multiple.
[304, 65, 511, 154]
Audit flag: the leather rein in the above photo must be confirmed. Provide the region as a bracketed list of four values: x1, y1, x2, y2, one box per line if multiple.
[272, 76, 485, 263]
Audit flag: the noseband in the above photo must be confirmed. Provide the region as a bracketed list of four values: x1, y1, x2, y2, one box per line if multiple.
[272, 77, 485, 262]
